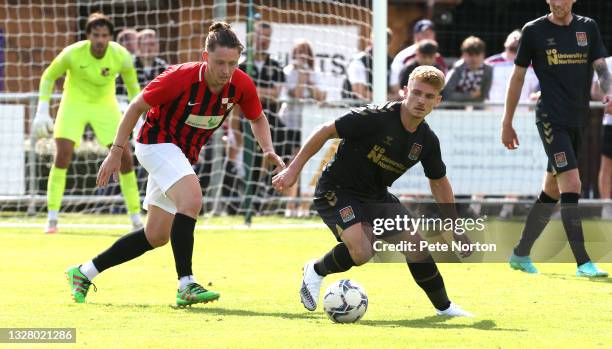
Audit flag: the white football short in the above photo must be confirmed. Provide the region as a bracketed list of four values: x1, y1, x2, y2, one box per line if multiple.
[134, 142, 196, 214]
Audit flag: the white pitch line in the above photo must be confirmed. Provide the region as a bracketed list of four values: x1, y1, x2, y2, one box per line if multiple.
[0, 222, 327, 230]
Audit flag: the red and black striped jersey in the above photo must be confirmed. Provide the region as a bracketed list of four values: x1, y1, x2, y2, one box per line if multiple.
[138, 61, 262, 164]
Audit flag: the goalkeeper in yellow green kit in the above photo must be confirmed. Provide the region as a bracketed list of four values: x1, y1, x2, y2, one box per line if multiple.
[32, 13, 143, 233]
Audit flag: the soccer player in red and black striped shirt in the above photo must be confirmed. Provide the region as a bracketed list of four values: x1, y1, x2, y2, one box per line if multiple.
[65, 22, 285, 306]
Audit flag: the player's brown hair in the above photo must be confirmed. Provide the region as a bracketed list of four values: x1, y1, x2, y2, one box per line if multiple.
[85, 12, 114, 35]
[205, 21, 244, 53]
[460, 36, 486, 55]
[408, 65, 445, 92]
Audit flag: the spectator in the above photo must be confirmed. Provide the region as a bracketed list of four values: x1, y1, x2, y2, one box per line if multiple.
[279, 39, 326, 217]
[232, 21, 286, 212]
[442, 36, 492, 103]
[486, 30, 539, 104]
[398, 39, 441, 91]
[591, 55, 612, 220]
[487, 30, 539, 220]
[135, 29, 169, 87]
[342, 28, 393, 101]
[390, 19, 447, 97]
[115, 28, 138, 98]
[116, 28, 138, 55]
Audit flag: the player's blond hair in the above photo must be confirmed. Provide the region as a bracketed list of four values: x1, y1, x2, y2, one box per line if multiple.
[408, 65, 445, 92]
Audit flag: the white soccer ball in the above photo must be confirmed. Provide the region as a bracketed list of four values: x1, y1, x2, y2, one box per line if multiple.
[322, 279, 368, 323]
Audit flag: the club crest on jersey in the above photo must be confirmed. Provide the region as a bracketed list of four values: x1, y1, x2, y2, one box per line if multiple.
[222, 97, 234, 110]
[575, 32, 587, 47]
[185, 114, 224, 130]
[554, 152, 568, 168]
[339, 206, 355, 223]
[101, 67, 110, 76]
[408, 143, 423, 160]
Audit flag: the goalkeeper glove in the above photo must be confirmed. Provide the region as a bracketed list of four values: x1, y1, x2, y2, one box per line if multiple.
[32, 101, 54, 139]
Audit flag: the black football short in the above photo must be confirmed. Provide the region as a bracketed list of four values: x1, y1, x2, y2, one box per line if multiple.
[313, 189, 409, 242]
[536, 121, 582, 174]
[602, 125, 612, 158]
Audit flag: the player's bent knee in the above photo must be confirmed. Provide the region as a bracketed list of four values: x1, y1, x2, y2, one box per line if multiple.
[145, 228, 171, 248]
[175, 193, 202, 216]
[147, 235, 169, 248]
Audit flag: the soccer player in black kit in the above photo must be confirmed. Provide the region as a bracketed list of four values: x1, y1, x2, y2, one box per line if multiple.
[502, 0, 611, 277]
[273, 66, 473, 317]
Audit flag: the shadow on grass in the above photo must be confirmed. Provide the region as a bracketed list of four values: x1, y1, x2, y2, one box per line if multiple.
[93, 302, 155, 309]
[92, 305, 520, 332]
[171, 306, 323, 321]
[357, 316, 522, 331]
[542, 272, 612, 284]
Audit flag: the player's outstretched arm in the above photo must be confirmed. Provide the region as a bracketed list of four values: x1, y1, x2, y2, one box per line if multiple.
[272, 120, 338, 192]
[501, 65, 527, 150]
[249, 112, 285, 174]
[96, 93, 150, 187]
[593, 58, 612, 115]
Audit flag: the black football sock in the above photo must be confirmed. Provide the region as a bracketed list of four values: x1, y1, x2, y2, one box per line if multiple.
[560, 193, 590, 266]
[313, 243, 356, 276]
[514, 191, 558, 256]
[407, 256, 450, 311]
[92, 228, 153, 272]
[170, 213, 197, 278]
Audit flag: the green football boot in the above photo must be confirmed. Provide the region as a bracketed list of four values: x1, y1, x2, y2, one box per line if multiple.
[176, 283, 220, 307]
[65, 266, 96, 303]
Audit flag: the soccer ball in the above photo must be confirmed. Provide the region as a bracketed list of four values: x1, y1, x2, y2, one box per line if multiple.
[322, 279, 368, 323]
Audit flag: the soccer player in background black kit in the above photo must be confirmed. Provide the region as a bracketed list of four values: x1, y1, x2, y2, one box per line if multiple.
[502, 0, 611, 277]
[273, 66, 473, 317]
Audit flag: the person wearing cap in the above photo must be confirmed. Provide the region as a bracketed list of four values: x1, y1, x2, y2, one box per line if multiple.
[390, 19, 447, 98]
[486, 29, 539, 105]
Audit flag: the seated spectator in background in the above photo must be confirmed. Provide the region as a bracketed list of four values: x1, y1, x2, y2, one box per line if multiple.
[390, 19, 447, 98]
[135, 29, 169, 87]
[486, 29, 539, 105]
[279, 39, 326, 217]
[116, 29, 139, 97]
[342, 28, 393, 101]
[442, 36, 492, 103]
[116, 28, 138, 55]
[398, 39, 440, 90]
[132, 29, 169, 137]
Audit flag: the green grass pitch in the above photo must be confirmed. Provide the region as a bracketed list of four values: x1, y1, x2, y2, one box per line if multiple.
[0, 216, 610, 348]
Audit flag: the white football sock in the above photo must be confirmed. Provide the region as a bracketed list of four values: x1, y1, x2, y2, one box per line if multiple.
[178, 275, 196, 291]
[80, 261, 99, 281]
[48, 210, 58, 221]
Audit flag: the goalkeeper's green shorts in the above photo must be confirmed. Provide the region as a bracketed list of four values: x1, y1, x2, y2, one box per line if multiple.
[54, 100, 121, 148]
